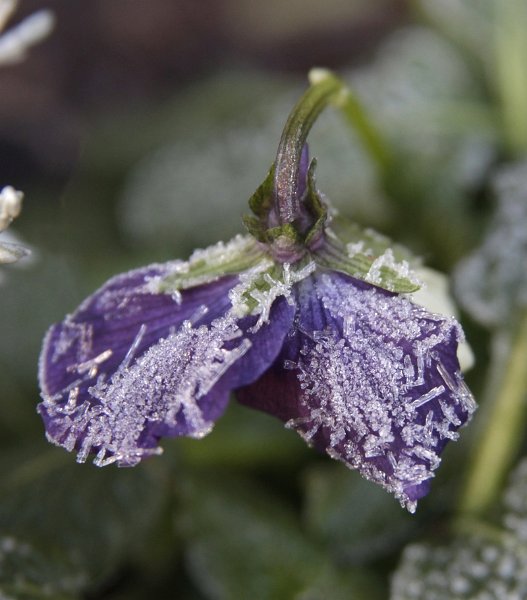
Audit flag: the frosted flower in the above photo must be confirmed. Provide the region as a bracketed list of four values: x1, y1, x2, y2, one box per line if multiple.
[38, 79, 476, 512]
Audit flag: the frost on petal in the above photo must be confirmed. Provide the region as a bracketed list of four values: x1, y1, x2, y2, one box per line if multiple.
[38, 261, 295, 466]
[238, 272, 475, 512]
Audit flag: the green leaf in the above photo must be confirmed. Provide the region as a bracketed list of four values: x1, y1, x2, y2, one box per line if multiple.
[0, 445, 169, 588]
[0, 536, 85, 600]
[176, 473, 376, 600]
[303, 464, 418, 564]
[178, 402, 308, 469]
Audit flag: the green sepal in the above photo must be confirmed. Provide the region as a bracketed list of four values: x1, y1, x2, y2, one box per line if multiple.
[303, 159, 328, 247]
[265, 223, 302, 244]
[242, 215, 267, 243]
[314, 216, 421, 293]
[248, 164, 275, 218]
[155, 235, 267, 294]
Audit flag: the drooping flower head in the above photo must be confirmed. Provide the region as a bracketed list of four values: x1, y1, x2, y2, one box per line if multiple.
[38, 70, 476, 512]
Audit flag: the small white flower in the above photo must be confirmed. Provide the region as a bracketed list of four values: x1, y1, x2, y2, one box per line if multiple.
[0, 0, 54, 65]
[0, 185, 22, 232]
[0, 186, 30, 265]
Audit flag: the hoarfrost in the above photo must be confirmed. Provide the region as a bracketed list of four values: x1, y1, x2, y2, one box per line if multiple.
[229, 260, 316, 328]
[42, 312, 252, 466]
[364, 248, 419, 290]
[286, 273, 475, 511]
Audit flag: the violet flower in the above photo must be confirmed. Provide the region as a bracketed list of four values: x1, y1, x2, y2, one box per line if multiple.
[38, 72, 476, 512]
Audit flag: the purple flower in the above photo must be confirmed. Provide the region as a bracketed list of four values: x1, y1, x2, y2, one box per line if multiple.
[38, 79, 476, 511]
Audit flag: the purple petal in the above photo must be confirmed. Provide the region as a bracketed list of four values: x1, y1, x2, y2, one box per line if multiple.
[38, 262, 295, 466]
[237, 272, 476, 512]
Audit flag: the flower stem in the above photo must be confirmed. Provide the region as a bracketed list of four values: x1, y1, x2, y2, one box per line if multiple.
[330, 84, 392, 175]
[274, 70, 343, 224]
[493, 0, 527, 157]
[458, 310, 527, 516]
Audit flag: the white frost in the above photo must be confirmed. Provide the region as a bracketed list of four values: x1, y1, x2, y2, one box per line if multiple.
[285, 273, 475, 511]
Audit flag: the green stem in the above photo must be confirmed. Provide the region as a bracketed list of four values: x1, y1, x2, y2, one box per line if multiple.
[331, 85, 392, 175]
[493, 0, 527, 156]
[274, 70, 343, 224]
[458, 311, 527, 516]
[308, 69, 393, 176]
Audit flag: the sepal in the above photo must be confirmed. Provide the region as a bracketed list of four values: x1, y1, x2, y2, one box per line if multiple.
[151, 234, 266, 295]
[314, 217, 421, 293]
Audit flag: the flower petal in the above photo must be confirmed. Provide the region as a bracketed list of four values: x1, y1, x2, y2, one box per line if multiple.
[38, 262, 295, 466]
[238, 272, 476, 512]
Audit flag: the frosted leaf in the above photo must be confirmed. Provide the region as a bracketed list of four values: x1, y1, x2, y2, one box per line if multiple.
[455, 161, 527, 327]
[503, 458, 527, 544]
[391, 535, 527, 600]
[0, 535, 86, 597]
[288, 273, 475, 511]
[416, 0, 494, 68]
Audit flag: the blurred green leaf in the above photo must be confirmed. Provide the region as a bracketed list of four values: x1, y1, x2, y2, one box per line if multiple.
[178, 402, 309, 469]
[176, 472, 380, 600]
[392, 456, 527, 598]
[0, 444, 169, 590]
[0, 535, 84, 600]
[303, 464, 418, 564]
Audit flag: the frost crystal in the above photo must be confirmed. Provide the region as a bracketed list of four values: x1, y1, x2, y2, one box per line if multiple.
[42, 312, 251, 466]
[285, 273, 475, 512]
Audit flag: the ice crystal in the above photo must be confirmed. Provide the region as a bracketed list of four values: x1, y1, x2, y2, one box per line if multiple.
[284, 274, 475, 512]
[43, 314, 251, 466]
